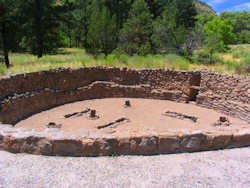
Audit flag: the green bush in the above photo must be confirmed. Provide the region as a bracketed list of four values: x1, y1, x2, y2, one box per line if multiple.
[232, 50, 250, 59]
[192, 50, 224, 65]
[0, 64, 6, 75]
[118, 54, 129, 64]
[233, 57, 250, 75]
[226, 60, 239, 71]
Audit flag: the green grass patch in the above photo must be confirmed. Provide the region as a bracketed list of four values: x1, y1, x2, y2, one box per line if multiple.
[0, 45, 249, 76]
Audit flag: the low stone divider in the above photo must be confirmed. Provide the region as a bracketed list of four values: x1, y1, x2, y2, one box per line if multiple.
[0, 123, 249, 156]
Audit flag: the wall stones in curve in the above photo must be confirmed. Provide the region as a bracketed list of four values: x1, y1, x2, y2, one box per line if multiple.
[0, 125, 249, 156]
[0, 67, 249, 156]
[0, 67, 249, 123]
[197, 71, 250, 123]
[0, 67, 197, 124]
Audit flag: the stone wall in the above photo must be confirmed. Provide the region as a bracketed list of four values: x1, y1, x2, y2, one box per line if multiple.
[197, 71, 250, 123]
[0, 124, 249, 157]
[0, 67, 249, 124]
[0, 67, 249, 157]
[0, 67, 199, 124]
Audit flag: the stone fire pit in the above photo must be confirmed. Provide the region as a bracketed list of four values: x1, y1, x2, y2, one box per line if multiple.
[0, 67, 249, 156]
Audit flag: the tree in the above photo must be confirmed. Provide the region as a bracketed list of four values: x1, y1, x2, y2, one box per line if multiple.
[105, 0, 133, 29]
[19, 0, 68, 58]
[220, 11, 250, 44]
[204, 17, 236, 63]
[68, 0, 91, 48]
[86, 0, 117, 56]
[152, 0, 198, 55]
[239, 30, 250, 44]
[152, 0, 199, 55]
[0, 0, 19, 68]
[118, 0, 153, 56]
[196, 13, 216, 25]
[175, 0, 197, 29]
[145, 0, 169, 19]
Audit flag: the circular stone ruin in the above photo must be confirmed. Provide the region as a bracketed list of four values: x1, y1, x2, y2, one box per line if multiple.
[0, 67, 249, 156]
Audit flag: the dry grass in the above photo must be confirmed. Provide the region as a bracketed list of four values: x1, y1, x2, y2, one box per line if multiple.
[0, 45, 249, 76]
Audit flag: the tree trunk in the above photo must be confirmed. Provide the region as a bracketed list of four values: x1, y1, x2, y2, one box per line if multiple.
[1, 21, 10, 68]
[209, 49, 213, 65]
[35, 0, 43, 58]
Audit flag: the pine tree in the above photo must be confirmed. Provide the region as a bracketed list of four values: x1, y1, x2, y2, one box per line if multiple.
[69, 0, 91, 48]
[19, 0, 67, 58]
[175, 0, 197, 29]
[0, 0, 19, 68]
[152, 0, 198, 55]
[118, 0, 153, 56]
[86, 0, 117, 56]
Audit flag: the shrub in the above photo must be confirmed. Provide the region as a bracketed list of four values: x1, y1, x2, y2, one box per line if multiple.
[235, 57, 250, 75]
[0, 64, 7, 75]
[232, 50, 250, 59]
[192, 50, 224, 65]
[226, 60, 239, 71]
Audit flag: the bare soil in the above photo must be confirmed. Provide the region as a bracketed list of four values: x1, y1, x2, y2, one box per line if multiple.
[16, 98, 248, 137]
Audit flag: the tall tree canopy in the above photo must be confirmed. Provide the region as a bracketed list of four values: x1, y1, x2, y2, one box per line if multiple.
[152, 0, 198, 55]
[18, 0, 69, 58]
[86, 0, 117, 56]
[1, 0, 248, 68]
[118, 0, 153, 56]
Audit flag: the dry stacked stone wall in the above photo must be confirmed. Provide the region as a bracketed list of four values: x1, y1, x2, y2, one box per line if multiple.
[0, 67, 200, 124]
[197, 71, 250, 123]
[0, 67, 249, 156]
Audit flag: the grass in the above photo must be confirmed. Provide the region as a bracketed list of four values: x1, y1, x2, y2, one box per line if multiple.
[0, 44, 249, 76]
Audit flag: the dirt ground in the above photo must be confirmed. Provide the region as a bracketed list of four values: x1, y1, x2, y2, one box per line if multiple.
[15, 98, 248, 137]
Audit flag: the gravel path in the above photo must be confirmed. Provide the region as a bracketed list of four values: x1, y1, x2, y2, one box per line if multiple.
[0, 148, 249, 188]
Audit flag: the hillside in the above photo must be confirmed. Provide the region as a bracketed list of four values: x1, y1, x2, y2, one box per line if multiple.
[195, 0, 217, 15]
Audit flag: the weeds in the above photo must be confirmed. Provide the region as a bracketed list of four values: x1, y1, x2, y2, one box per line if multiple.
[1, 45, 249, 76]
[0, 64, 6, 75]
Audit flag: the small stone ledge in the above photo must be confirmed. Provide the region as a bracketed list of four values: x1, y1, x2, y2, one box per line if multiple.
[0, 126, 249, 157]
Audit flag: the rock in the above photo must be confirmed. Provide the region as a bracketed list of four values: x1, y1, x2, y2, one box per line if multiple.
[207, 133, 233, 149]
[181, 132, 208, 151]
[125, 100, 131, 107]
[181, 137, 201, 151]
[213, 117, 231, 127]
[52, 139, 83, 156]
[158, 136, 180, 153]
[138, 136, 158, 154]
[46, 122, 62, 129]
[219, 116, 228, 123]
[232, 129, 250, 147]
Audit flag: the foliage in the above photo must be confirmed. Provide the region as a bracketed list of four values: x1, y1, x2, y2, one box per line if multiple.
[17, 0, 71, 58]
[219, 11, 250, 44]
[86, 0, 117, 56]
[118, 0, 153, 56]
[152, 0, 199, 56]
[192, 50, 223, 65]
[1, 46, 249, 76]
[238, 30, 250, 44]
[196, 13, 216, 25]
[0, 0, 249, 74]
[175, 0, 197, 29]
[204, 17, 236, 64]
[0, 0, 20, 67]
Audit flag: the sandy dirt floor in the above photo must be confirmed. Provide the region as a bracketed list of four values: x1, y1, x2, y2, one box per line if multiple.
[16, 98, 248, 137]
